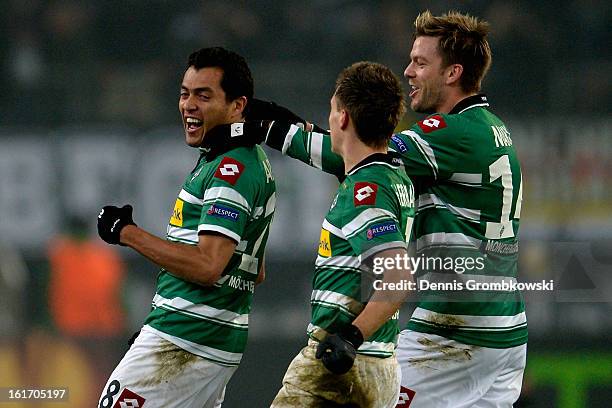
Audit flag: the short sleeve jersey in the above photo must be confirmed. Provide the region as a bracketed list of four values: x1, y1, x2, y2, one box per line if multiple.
[308, 152, 415, 358]
[144, 144, 276, 366]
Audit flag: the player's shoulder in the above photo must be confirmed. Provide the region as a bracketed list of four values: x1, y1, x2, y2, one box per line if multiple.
[208, 146, 270, 188]
[400, 112, 465, 137]
[342, 165, 402, 209]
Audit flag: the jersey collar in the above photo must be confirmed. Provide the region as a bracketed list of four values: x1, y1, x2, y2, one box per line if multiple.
[449, 94, 489, 114]
[347, 152, 396, 176]
[197, 122, 253, 161]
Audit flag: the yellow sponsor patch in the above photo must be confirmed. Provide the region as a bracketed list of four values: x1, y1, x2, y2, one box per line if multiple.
[318, 229, 331, 257]
[170, 199, 184, 227]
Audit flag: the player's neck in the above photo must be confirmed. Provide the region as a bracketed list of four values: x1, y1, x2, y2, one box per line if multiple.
[438, 90, 476, 114]
[342, 137, 387, 174]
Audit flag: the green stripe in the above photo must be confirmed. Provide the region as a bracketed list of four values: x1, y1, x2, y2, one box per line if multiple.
[156, 271, 253, 314]
[145, 307, 247, 353]
[416, 299, 524, 316]
[406, 320, 527, 348]
[157, 304, 246, 330]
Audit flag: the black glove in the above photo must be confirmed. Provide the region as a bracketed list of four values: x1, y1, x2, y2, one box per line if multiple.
[246, 98, 306, 125]
[97, 204, 136, 245]
[315, 324, 364, 374]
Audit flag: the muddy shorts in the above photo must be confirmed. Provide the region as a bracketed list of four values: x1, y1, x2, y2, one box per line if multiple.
[97, 326, 237, 408]
[395, 331, 526, 407]
[271, 339, 401, 408]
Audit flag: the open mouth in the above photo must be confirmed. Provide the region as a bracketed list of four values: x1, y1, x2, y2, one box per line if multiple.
[409, 85, 419, 98]
[185, 117, 203, 132]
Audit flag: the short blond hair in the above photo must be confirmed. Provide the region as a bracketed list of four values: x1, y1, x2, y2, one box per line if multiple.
[415, 10, 492, 93]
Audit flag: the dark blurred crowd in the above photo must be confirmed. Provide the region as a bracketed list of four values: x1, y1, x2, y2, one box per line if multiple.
[1, 0, 611, 128]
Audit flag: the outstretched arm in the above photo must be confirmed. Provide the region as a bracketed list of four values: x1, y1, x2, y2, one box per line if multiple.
[246, 98, 345, 178]
[266, 124, 345, 178]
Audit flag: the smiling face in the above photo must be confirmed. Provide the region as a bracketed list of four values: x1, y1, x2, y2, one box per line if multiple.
[403, 36, 447, 114]
[178, 66, 238, 147]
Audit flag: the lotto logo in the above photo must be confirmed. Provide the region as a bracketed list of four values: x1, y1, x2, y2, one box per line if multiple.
[113, 388, 145, 408]
[353, 182, 378, 206]
[396, 386, 416, 407]
[220, 164, 240, 176]
[214, 157, 245, 185]
[417, 115, 447, 133]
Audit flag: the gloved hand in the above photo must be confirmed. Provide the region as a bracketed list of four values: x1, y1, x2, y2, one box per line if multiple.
[315, 324, 364, 374]
[97, 204, 136, 245]
[246, 98, 306, 125]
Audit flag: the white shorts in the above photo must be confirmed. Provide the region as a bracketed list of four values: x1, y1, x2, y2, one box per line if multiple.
[395, 330, 526, 408]
[97, 326, 237, 408]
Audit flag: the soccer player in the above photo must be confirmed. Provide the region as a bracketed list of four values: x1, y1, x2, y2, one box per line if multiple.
[96, 47, 276, 408]
[269, 62, 415, 407]
[252, 10, 526, 408]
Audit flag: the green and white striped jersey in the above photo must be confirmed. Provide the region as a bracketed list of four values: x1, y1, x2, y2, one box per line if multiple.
[270, 95, 526, 349]
[144, 143, 276, 366]
[308, 150, 415, 358]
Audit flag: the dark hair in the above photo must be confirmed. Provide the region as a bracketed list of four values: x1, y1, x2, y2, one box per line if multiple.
[187, 47, 254, 103]
[414, 10, 492, 93]
[334, 61, 405, 148]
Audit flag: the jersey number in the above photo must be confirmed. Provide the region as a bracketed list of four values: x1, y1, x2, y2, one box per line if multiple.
[485, 155, 522, 239]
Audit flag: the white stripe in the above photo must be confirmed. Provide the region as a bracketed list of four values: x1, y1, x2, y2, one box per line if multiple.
[401, 130, 438, 178]
[359, 341, 395, 354]
[411, 307, 526, 330]
[252, 207, 264, 219]
[198, 224, 241, 243]
[342, 208, 398, 238]
[153, 294, 249, 327]
[310, 131, 324, 169]
[235, 240, 248, 252]
[203, 187, 250, 212]
[264, 192, 276, 217]
[322, 219, 345, 239]
[239, 254, 259, 274]
[449, 172, 482, 184]
[360, 241, 407, 261]
[167, 226, 198, 243]
[416, 232, 481, 251]
[457, 103, 489, 114]
[281, 124, 302, 155]
[142, 325, 242, 365]
[310, 290, 364, 315]
[315, 255, 361, 269]
[418, 193, 481, 221]
[347, 161, 398, 176]
[179, 189, 203, 205]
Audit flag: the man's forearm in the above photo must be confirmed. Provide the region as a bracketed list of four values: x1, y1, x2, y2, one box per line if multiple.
[352, 298, 407, 340]
[120, 225, 224, 286]
[352, 250, 412, 339]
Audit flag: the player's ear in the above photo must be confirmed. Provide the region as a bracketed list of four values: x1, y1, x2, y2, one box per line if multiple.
[234, 96, 248, 118]
[340, 109, 349, 130]
[445, 64, 463, 86]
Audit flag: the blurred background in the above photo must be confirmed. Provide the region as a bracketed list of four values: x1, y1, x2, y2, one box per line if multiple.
[0, 0, 611, 407]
